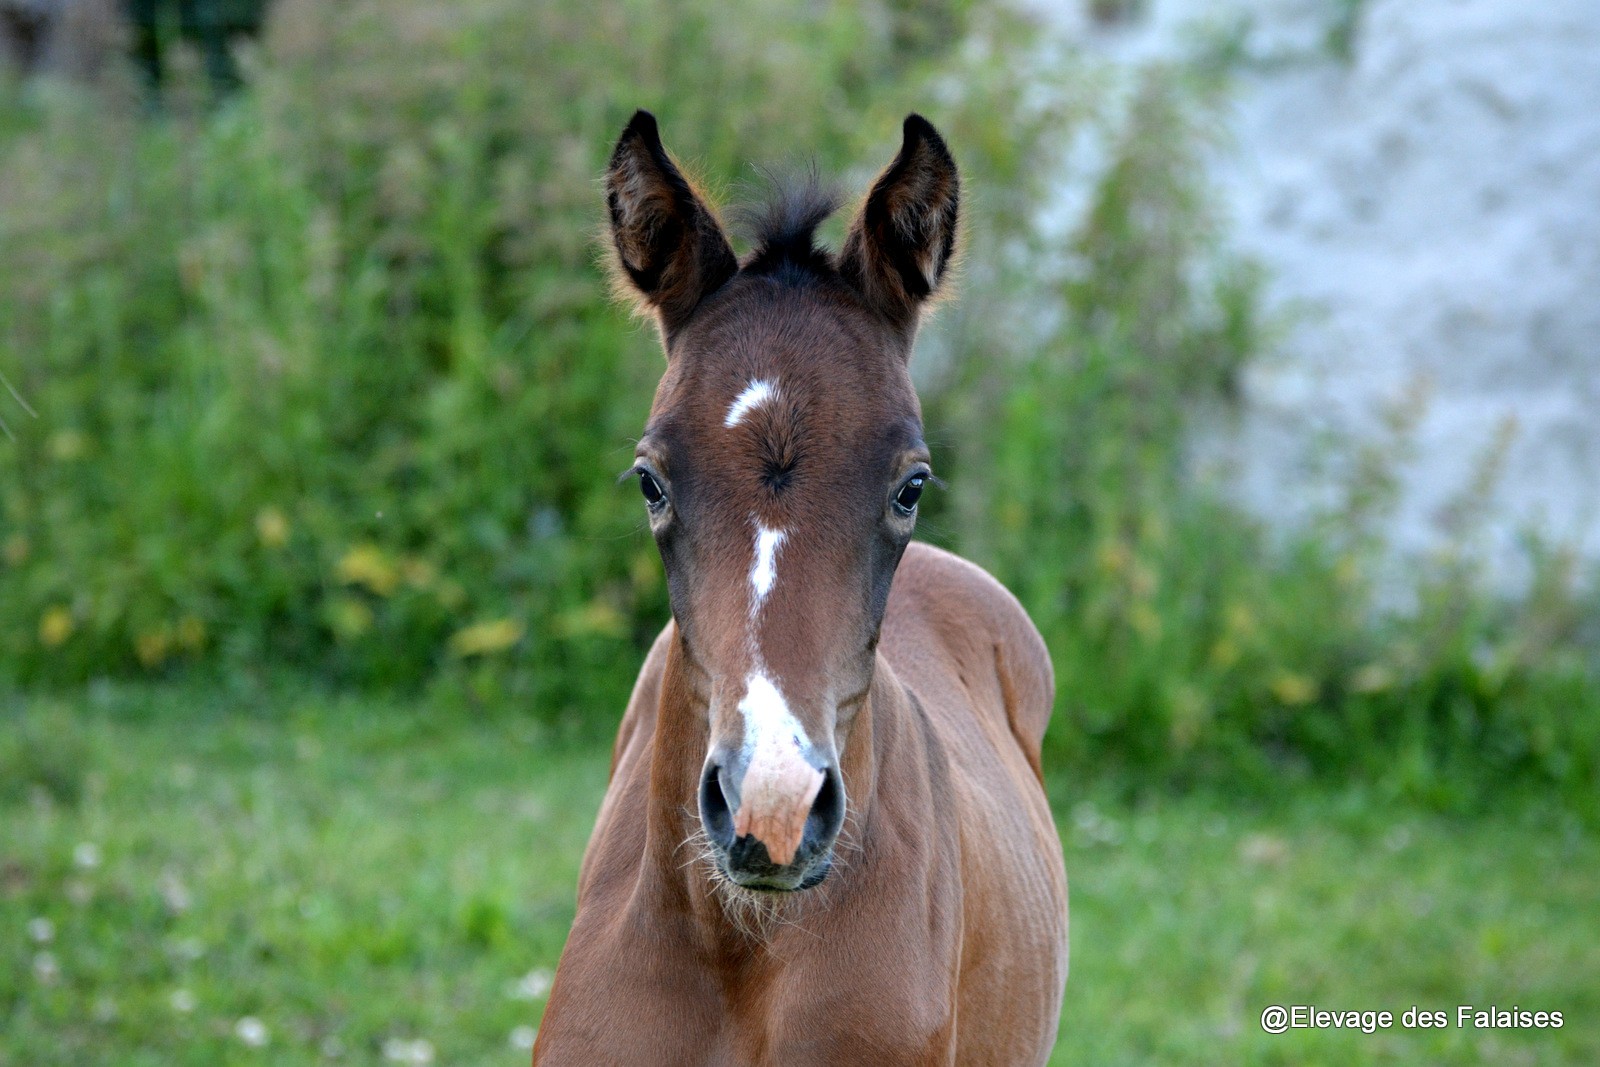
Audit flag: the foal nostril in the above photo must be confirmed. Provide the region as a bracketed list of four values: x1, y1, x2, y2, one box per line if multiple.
[803, 766, 846, 851]
[698, 762, 736, 851]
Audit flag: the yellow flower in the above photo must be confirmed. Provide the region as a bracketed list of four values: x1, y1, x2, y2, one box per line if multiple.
[327, 597, 374, 640]
[434, 580, 467, 611]
[400, 556, 436, 590]
[557, 601, 628, 640]
[48, 430, 86, 461]
[1269, 671, 1318, 707]
[1096, 540, 1131, 576]
[337, 543, 398, 596]
[136, 627, 172, 668]
[629, 550, 660, 596]
[176, 615, 207, 652]
[1128, 602, 1162, 641]
[1168, 686, 1208, 750]
[38, 606, 74, 647]
[255, 507, 290, 549]
[1224, 602, 1256, 637]
[449, 618, 524, 658]
[1349, 664, 1393, 694]
[1129, 562, 1158, 599]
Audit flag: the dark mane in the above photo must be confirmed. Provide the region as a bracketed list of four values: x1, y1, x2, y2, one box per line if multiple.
[734, 171, 842, 279]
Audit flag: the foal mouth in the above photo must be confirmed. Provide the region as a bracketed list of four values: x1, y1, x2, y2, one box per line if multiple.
[718, 839, 833, 893]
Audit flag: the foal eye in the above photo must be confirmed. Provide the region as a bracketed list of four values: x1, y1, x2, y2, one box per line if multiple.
[638, 471, 666, 509]
[894, 475, 926, 514]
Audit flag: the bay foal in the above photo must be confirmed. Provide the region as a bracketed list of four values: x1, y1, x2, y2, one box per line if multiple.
[532, 111, 1068, 1066]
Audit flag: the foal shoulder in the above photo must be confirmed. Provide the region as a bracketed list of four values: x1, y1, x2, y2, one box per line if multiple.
[610, 621, 675, 778]
[576, 621, 674, 896]
[886, 542, 1055, 778]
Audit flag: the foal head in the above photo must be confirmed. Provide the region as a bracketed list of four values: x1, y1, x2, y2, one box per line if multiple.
[607, 111, 959, 894]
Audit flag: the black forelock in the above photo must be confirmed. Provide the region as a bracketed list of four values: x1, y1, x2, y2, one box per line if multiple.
[733, 169, 842, 279]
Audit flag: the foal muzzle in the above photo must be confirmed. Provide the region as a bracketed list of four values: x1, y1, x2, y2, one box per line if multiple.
[698, 754, 845, 891]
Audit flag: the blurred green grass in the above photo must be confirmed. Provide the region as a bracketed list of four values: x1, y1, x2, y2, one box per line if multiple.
[2, 681, 600, 1065]
[3, 681, 1595, 1065]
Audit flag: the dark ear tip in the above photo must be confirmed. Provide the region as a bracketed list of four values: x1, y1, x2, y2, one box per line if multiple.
[901, 113, 953, 163]
[618, 109, 663, 152]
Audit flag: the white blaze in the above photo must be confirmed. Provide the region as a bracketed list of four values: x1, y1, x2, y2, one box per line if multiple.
[724, 379, 777, 427]
[750, 525, 785, 605]
[738, 671, 806, 760]
[734, 670, 824, 864]
[741, 522, 793, 763]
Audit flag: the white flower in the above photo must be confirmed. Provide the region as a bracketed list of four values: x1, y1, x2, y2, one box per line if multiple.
[509, 1025, 538, 1051]
[167, 936, 205, 962]
[159, 869, 193, 914]
[27, 916, 54, 944]
[381, 1037, 434, 1064]
[170, 988, 196, 1013]
[1070, 802, 1122, 846]
[508, 968, 553, 1001]
[33, 952, 60, 985]
[235, 1016, 269, 1048]
[73, 842, 102, 870]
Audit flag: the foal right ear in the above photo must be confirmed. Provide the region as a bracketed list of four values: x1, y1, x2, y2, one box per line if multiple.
[605, 110, 738, 343]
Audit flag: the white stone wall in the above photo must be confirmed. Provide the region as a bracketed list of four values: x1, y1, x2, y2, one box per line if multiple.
[1034, 0, 1600, 576]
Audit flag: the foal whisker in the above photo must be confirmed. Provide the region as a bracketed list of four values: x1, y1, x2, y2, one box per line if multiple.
[676, 818, 838, 947]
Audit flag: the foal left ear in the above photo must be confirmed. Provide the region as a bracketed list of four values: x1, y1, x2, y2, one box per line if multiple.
[839, 114, 960, 336]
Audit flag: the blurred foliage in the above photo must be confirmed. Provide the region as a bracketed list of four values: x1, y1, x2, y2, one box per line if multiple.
[923, 61, 1600, 814]
[1324, 0, 1370, 64]
[0, 0, 979, 720]
[0, 0, 1596, 815]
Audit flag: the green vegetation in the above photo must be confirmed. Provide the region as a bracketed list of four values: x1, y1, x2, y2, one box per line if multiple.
[0, 0, 985, 719]
[2, 0, 1594, 815]
[2, 685, 1595, 1065]
[1325, 0, 1371, 64]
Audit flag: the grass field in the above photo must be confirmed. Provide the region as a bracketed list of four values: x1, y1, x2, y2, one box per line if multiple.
[3, 681, 1595, 1065]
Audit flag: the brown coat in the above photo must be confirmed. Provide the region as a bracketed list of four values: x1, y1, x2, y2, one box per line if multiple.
[535, 544, 1067, 1065]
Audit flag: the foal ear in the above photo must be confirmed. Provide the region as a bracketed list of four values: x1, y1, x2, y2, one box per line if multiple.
[839, 114, 960, 334]
[605, 110, 739, 342]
